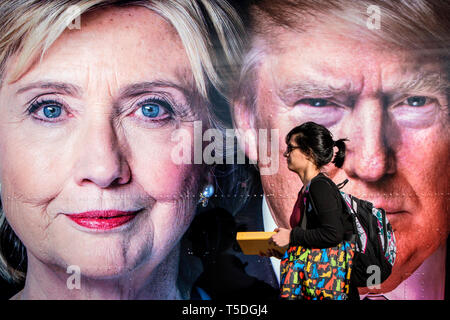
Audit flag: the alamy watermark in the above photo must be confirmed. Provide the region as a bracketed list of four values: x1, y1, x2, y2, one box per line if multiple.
[366, 265, 382, 290]
[366, 5, 381, 30]
[67, 5, 81, 30]
[171, 121, 280, 175]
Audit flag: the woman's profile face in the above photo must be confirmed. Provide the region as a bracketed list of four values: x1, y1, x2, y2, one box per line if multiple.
[0, 7, 205, 278]
[284, 137, 311, 173]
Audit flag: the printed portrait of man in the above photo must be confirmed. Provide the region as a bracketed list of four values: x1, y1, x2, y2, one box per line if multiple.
[232, 0, 449, 299]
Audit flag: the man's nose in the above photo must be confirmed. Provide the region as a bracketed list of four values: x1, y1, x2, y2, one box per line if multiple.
[74, 118, 131, 188]
[342, 99, 396, 182]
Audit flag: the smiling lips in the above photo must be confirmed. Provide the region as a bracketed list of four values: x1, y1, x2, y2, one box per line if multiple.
[65, 210, 139, 230]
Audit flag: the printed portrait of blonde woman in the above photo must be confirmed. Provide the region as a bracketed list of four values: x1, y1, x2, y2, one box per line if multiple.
[0, 0, 243, 300]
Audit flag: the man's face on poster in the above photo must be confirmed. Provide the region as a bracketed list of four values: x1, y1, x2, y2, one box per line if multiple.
[245, 20, 449, 291]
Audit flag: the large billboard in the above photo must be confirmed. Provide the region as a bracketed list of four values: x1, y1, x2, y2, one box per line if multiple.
[0, 0, 448, 301]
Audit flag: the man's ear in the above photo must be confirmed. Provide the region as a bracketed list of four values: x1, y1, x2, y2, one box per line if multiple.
[232, 100, 258, 162]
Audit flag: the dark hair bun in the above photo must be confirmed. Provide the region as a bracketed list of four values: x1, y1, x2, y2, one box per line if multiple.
[286, 122, 348, 169]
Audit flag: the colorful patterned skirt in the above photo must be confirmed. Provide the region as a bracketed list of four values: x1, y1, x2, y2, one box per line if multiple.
[280, 241, 355, 300]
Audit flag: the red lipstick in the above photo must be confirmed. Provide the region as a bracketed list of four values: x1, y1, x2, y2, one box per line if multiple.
[65, 210, 139, 230]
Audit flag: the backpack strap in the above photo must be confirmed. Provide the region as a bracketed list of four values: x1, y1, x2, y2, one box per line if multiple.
[378, 207, 389, 255]
[336, 179, 349, 189]
[302, 174, 332, 229]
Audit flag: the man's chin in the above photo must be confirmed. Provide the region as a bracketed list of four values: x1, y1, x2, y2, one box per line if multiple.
[358, 272, 405, 295]
[54, 246, 152, 280]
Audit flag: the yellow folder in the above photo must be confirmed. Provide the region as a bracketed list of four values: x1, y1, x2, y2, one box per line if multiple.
[236, 232, 286, 256]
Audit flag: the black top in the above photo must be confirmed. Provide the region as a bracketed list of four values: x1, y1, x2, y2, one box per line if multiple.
[289, 173, 354, 248]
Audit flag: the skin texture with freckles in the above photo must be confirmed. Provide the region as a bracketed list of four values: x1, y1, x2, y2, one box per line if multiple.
[235, 20, 449, 294]
[0, 6, 209, 299]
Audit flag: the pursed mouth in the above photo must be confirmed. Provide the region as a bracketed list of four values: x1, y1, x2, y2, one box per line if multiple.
[384, 210, 406, 215]
[384, 210, 408, 224]
[362, 197, 408, 216]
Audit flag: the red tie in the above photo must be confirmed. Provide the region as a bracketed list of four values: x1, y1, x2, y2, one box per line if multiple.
[290, 190, 305, 229]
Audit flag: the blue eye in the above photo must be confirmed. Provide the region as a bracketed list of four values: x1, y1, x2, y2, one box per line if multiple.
[309, 99, 329, 107]
[28, 99, 67, 122]
[141, 103, 161, 118]
[136, 98, 173, 122]
[301, 98, 332, 107]
[406, 96, 427, 107]
[43, 105, 62, 118]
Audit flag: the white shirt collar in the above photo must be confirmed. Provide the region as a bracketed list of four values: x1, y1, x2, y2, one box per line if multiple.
[262, 195, 280, 284]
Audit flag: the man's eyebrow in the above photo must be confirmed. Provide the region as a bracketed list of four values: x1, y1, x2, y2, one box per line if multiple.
[278, 71, 448, 101]
[277, 80, 358, 102]
[390, 71, 448, 94]
[15, 81, 82, 96]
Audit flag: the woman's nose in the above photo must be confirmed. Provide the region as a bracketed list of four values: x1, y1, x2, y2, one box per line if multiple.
[341, 100, 396, 182]
[74, 119, 131, 188]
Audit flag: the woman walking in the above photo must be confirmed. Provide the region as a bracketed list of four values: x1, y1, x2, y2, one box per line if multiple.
[271, 121, 358, 300]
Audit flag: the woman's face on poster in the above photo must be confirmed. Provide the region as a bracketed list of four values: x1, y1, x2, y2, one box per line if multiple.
[0, 6, 204, 278]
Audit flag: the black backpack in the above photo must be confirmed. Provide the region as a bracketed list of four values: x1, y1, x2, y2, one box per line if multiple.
[312, 176, 397, 288]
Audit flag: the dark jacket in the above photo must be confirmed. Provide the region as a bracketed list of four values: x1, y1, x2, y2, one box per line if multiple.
[289, 173, 354, 248]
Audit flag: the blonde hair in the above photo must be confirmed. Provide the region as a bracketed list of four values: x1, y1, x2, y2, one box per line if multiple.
[233, 0, 450, 112]
[0, 0, 243, 97]
[0, 0, 244, 284]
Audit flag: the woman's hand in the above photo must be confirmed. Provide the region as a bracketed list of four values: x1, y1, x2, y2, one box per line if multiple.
[258, 228, 290, 258]
[271, 227, 291, 247]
